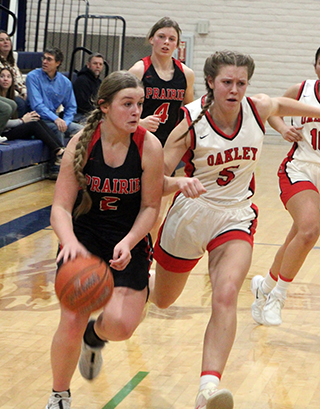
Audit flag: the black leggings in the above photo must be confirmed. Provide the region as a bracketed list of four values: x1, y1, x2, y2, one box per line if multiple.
[4, 120, 63, 153]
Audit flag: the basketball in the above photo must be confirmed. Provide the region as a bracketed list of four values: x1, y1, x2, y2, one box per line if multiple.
[55, 255, 114, 314]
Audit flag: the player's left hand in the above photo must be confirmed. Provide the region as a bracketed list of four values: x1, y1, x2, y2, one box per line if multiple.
[281, 125, 303, 142]
[177, 177, 207, 198]
[110, 242, 132, 271]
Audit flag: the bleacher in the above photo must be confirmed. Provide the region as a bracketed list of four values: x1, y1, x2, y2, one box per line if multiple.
[0, 2, 125, 193]
[0, 139, 50, 193]
[0, 51, 51, 194]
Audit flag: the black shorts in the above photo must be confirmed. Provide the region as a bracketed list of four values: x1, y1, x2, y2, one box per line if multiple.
[58, 225, 153, 291]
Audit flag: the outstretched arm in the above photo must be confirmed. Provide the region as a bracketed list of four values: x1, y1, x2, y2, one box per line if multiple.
[252, 90, 320, 125]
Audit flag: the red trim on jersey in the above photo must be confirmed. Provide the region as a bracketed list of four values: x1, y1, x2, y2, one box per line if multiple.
[205, 105, 243, 140]
[182, 149, 195, 177]
[142, 56, 184, 74]
[173, 57, 184, 72]
[314, 80, 320, 103]
[181, 105, 196, 149]
[87, 122, 102, 158]
[86, 123, 146, 166]
[296, 81, 306, 100]
[132, 125, 147, 159]
[248, 173, 255, 198]
[142, 56, 152, 73]
[247, 97, 265, 134]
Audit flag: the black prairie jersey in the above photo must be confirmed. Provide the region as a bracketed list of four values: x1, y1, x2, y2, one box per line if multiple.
[141, 56, 187, 146]
[73, 123, 146, 238]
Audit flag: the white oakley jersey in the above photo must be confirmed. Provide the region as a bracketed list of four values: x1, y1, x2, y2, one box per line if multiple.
[181, 95, 265, 206]
[291, 79, 320, 164]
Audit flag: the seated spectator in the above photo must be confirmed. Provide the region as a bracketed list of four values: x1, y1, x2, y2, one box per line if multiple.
[26, 47, 83, 145]
[73, 52, 104, 123]
[0, 30, 28, 117]
[0, 67, 65, 179]
[0, 95, 16, 140]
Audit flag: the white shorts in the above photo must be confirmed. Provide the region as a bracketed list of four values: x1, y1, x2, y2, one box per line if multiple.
[278, 158, 320, 207]
[154, 193, 258, 273]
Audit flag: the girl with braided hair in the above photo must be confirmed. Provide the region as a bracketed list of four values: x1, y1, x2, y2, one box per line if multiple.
[150, 50, 320, 409]
[47, 70, 163, 409]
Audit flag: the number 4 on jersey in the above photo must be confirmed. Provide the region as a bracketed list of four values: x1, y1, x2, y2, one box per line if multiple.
[154, 102, 170, 124]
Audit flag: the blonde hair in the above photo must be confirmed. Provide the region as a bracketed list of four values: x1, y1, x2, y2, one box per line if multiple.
[73, 70, 144, 218]
[179, 50, 255, 139]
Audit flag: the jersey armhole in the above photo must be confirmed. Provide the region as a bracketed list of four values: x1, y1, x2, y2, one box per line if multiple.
[297, 81, 306, 100]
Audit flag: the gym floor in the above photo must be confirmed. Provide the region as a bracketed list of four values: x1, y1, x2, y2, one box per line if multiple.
[0, 141, 320, 409]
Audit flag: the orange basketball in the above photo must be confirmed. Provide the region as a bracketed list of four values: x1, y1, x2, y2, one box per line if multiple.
[55, 255, 114, 314]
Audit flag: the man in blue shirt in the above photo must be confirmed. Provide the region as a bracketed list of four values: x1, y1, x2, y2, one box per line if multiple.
[26, 47, 82, 145]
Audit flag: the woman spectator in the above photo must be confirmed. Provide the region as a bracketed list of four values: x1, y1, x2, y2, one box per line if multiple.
[0, 30, 28, 117]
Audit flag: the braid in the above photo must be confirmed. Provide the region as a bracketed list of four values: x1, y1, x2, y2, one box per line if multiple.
[177, 91, 213, 141]
[73, 108, 103, 219]
[191, 92, 213, 128]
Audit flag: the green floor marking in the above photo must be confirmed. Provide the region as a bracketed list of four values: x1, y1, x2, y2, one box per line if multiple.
[102, 371, 149, 409]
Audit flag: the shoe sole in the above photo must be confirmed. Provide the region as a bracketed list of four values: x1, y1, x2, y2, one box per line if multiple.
[79, 351, 98, 380]
[206, 389, 234, 409]
[79, 348, 103, 380]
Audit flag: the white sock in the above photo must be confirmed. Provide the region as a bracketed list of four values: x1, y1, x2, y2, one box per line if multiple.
[199, 375, 219, 391]
[261, 270, 277, 294]
[274, 274, 291, 298]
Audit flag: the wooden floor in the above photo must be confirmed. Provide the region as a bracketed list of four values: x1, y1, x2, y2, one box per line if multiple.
[1, 140, 320, 409]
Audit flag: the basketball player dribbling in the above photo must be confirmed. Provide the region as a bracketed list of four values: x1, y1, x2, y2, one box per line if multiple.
[45, 71, 163, 409]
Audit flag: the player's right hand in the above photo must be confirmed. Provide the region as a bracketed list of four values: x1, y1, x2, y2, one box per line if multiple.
[140, 115, 161, 133]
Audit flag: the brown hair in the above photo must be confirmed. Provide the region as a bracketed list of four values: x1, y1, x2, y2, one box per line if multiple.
[44, 47, 64, 69]
[0, 67, 15, 100]
[180, 50, 255, 139]
[73, 70, 144, 218]
[0, 30, 14, 65]
[147, 16, 182, 47]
